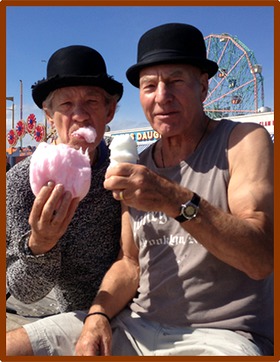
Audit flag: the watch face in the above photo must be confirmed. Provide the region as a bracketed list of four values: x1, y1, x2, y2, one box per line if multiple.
[183, 204, 197, 218]
[175, 194, 200, 223]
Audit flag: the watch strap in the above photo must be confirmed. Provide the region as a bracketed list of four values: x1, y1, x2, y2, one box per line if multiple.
[175, 193, 200, 223]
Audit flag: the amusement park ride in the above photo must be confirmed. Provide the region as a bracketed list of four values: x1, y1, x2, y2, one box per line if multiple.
[6, 33, 273, 166]
[204, 33, 265, 119]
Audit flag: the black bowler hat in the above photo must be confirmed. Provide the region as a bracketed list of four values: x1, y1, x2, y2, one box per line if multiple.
[126, 23, 218, 87]
[32, 45, 123, 108]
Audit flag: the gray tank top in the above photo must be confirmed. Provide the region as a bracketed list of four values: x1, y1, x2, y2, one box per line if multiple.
[129, 119, 273, 347]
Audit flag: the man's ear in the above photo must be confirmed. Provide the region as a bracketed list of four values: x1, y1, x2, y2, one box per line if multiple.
[200, 73, 209, 103]
[105, 101, 117, 124]
[43, 108, 54, 127]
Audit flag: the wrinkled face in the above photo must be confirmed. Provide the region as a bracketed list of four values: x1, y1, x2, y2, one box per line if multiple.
[139, 64, 209, 137]
[44, 85, 116, 157]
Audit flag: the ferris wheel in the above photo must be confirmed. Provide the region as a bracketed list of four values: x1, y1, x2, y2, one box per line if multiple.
[203, 33, 264, 119]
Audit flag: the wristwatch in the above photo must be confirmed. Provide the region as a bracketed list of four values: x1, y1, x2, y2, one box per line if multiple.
[175, 193, 201, 223]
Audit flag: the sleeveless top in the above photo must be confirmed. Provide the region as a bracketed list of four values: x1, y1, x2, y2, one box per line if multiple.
[129, 119, 273, 348]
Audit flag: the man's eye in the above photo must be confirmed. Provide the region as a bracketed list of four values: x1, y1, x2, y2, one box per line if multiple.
[87, 97, 101, 105]
[172, 79, 183, 84]
[142, 83, 156, 90]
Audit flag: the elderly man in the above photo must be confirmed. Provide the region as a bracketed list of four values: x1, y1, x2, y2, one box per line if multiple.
[6, 45, 123, 355]
[76, 23, 273, 356]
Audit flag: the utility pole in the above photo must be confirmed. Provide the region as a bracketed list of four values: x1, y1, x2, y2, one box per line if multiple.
[20, 80, 23, 147]
[20, 80, 23, 120]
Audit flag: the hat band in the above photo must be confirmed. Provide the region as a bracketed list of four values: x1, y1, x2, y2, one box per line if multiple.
[139, 49, 205, 62]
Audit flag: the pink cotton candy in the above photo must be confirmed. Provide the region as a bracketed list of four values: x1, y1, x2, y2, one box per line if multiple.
[71, 126, 97, 143]
[30, 142, 91, 201]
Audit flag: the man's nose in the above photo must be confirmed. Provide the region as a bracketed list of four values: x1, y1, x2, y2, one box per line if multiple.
[155, 82, 173, 104]
[72, 103, 90, 122]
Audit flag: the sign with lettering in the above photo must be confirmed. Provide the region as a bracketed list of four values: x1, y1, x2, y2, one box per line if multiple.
[112, 129, 161, 143]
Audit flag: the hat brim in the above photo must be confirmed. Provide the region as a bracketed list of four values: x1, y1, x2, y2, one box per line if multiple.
[32, 75, 123, 109]
[126, 56, 218, 88]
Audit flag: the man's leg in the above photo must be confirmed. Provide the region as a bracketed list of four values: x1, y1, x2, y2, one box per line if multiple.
[6, 327, 33, 355]
[6, 310, 86, 356]
[111, 308, 156, 356]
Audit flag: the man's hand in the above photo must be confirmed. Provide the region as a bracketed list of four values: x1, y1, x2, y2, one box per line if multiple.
[75, 314, 112, 356]
[104, 163, 189, 218]
[28, 181, 80, 254]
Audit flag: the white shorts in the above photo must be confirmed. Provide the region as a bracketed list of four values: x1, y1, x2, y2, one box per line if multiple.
[111, 309, 267, 356]
[23, 308, 269, 356]
[23, 310, 86, 355]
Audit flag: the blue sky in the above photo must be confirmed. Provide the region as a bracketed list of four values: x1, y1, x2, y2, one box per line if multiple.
[6, 5, 274, 147]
